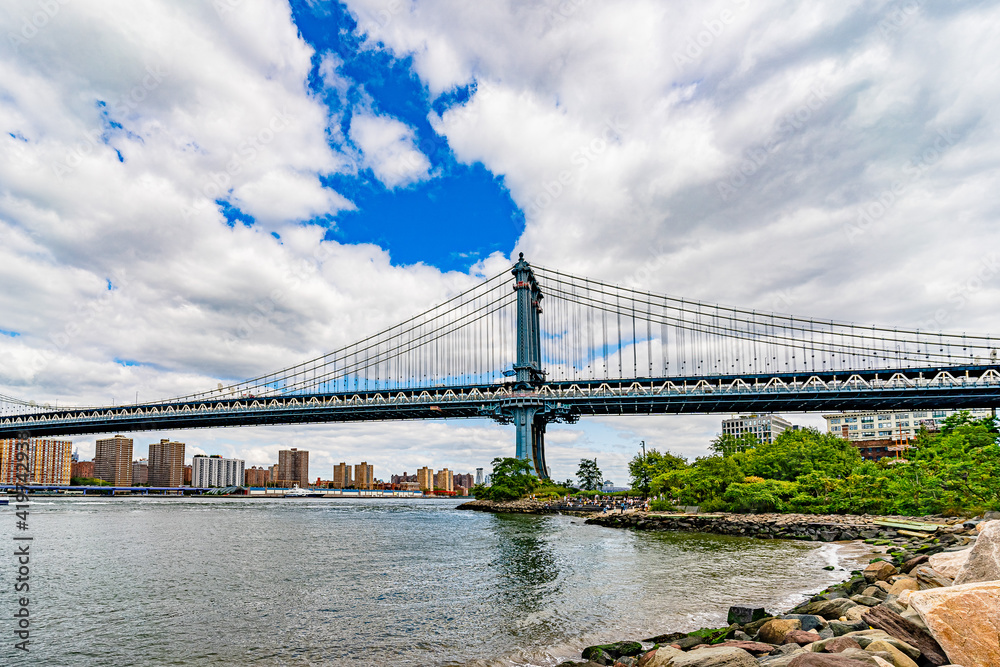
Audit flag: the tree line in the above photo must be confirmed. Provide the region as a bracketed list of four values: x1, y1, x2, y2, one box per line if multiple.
[628, 412, 1000, 515]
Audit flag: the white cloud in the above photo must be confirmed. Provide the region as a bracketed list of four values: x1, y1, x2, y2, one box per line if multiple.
[349, 112, 432, 188]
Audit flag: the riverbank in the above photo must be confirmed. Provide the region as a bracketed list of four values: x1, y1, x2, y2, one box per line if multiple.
[551, 519, 997, 666]
[460, 499, 998, 665]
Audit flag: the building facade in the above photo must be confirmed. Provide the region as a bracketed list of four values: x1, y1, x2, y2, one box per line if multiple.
[71, 460, 95, 480]
[0, 438, 73, 485]
[244, 466, 269, 487]
[823, 408, 992, 442]
[353, 462, 374, 490]
[454, 473, 474, 490]
[191, 455, 245, 487]
[333, 462, 352, 489]
[278, 448, 309, 487]
[434, 468, 454, 493]
[720, 414, 793, 444]
[132, 459, 148, 485]
[475, 468, 484, 486]
[94, 435, 134, 486]
[148, 439, 185, 487]
[417, 466, 434, 492]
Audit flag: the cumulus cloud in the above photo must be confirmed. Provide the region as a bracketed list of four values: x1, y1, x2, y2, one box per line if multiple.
[349, 112, 432, 188]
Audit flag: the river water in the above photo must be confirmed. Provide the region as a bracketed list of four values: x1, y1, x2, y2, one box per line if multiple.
[3, 497, 865, 666]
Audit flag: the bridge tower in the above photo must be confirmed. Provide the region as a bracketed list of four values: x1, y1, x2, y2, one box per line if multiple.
[512, 253, 547, 477]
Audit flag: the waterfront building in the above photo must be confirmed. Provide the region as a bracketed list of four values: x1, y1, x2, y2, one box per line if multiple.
[333, 462, 352, 488]
[391, 472, 417, 484]
[353, 462, 374, 490]
[823, 408, 992, 442]
[148, 439, 185, 487]
[434, 468, 454, 493]
[71, 460, 95, 480]
[454, 473, 474, 489]
[268, 463, 278, 481]
[720, 414, 793, 445]
[0, 438, 73, 485]
[244, 466, 270, 487]
[192, 455, 245, 487]
[417, 466, 434, 492]
[278, 448, 309, 487]
[132, 459, 148, 485]
[94, 435, 134, 486]
[475, 468, 484, 486]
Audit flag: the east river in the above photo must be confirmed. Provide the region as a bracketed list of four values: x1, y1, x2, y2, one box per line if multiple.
[3, 497, 865, 666]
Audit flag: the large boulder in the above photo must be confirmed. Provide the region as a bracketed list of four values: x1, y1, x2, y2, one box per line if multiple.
[758, 619, 802, 644]
[787, 654, 881, 665]
[650, 645, 757, 666]
[887, 578, 919, 596]
[864, 561, 898, 583]
[783, 630, 822, 645]
[953, 519, 1000, 585]
[927, 549, 973, 580]
[782, 614, 828, 632]
[863, 640, 917, 667]
[795, 598, 858, 620]
[911, 565, 953, 589]
[727, 605, 767, 625]
[909, 580, 1000, 667]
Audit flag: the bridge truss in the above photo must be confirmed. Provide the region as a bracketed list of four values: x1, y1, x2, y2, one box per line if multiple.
[3, 255, 999, 478]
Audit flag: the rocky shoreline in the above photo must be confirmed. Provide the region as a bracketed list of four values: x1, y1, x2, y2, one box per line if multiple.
[457, 500, 999, 666]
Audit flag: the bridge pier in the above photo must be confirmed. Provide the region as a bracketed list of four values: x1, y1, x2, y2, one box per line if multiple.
[514, 405, 549, 480]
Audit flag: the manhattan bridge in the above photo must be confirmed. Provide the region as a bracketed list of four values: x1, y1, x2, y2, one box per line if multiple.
[2, 255, 999, 479]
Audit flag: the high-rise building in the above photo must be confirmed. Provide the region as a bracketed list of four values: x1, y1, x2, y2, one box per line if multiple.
[278, 448, 309, 487]
[148, 439, 185, 487]
[434, 468, 454, 492]
[823, 408, 992, 442]
[353, 462, 374, 490]
[333, 462, 352, 489]
[720, 414, 793, 445]
[94, 435, 133, 486]
[244, 466, 270, 487]
[0, 438, 73, 485]
[268, 463, 278, 481]
[454, 473, 474, 489]
[417, 466, 434, 492]
[192, 455, 245, 487]
[475, 468, 484, 485]
[132, 459, 148, 485]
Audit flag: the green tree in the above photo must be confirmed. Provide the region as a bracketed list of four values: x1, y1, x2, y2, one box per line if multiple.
[628, 449, 688, 495]
[741, 428, 861, 482]
[477, 457, 538, 501]
[709, 432, 758, 457]
[576, 458, 603, 491]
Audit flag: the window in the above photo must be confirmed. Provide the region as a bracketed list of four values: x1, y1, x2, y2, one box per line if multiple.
[932, 411, 946, 418]
[878, 414, 892, 420]
[878, 430, 892, 436]
[862, 432, 875, 437]
[845, 417, 857, 423]
[898, 421, 910, 428]
[849, 425, 858, 431]
[830, 418, 841, 424]
[895, 413, 909, 419]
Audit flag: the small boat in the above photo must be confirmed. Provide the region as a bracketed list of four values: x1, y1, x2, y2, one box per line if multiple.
[283, 485, 325, 498]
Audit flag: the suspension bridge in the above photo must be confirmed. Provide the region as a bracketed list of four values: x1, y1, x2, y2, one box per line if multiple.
[2, 255, 999, 478]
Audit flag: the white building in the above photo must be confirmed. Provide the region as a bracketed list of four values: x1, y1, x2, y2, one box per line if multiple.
[720, 414, 793, 444]
[191, 455, 246, 488]
[823, 408, 993, 441]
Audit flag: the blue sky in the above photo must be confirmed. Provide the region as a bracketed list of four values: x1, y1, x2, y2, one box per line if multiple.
[289, 0, 524, 271]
